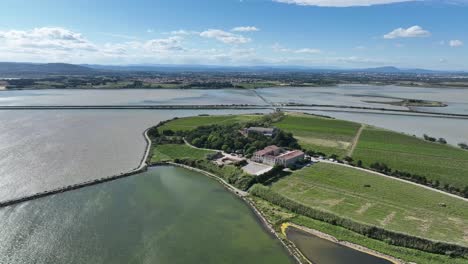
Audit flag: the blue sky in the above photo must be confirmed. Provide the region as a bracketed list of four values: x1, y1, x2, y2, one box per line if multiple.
[0, 0, 467, 70]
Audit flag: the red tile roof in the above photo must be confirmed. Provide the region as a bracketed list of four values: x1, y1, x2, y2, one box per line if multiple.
[277, 150, 304, 160]
[254, 145, 280, 156]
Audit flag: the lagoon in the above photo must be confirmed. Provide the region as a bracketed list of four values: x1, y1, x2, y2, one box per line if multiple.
[0, 166, 293, 264]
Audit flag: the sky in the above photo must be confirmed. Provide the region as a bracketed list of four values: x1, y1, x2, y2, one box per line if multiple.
[0, 0, 467, 70]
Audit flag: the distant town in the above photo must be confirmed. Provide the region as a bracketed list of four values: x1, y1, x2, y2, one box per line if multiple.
[1, 62, 468, 90]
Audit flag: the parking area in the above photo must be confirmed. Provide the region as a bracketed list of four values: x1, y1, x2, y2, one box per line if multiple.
[242, 161, 273, 176]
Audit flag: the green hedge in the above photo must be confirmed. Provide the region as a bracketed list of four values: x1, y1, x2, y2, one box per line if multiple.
[250, 184, 468, 259]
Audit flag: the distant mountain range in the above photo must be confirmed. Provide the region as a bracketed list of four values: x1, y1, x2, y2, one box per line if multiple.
[0, 62, 465, 77]
[0, 62, 95, 77]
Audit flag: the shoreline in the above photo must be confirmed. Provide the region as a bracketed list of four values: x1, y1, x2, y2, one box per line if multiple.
[282, 223, 403, 264]
[153, 161, 306, 264]
[152, 161, 404, 264]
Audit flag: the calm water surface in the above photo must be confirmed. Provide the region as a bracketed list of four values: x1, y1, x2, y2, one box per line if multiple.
[258, 85, 468, 114]
[286, 227, 392, 264]
[0, 109, 269, 202]
[2, 85, 468, 115]
[0, 166, 293, 264]
[0, 89, 264, 106]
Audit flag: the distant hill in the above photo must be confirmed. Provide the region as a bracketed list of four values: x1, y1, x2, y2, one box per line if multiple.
[85, 64, 464, 75]
[0, 62, 96, 77]
[0, 62, 464, 77]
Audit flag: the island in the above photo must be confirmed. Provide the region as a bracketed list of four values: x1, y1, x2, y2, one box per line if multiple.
[146, 112, 468, 264]
[364, 98, 448, 108]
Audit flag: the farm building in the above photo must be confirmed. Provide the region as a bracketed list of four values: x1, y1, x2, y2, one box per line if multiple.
[243, 127, 277, 137]
[252, 145, 305, 167]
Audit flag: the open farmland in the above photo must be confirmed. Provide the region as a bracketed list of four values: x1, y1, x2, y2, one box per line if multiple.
[353, 126, 468, 189]
[151, 144, 214, 162]
[158, 114, 263, 132]
[273, 113, 361, 157]
[271, 163, 468, 246]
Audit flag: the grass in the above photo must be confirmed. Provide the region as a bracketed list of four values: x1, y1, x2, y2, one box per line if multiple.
[158, 114, 263, 132]
[273, 113, 361, 157]
[271, 162, 468, 247]
[353, 126, 468, 189]
[151, 144, 215, 163]
[250, 197, 468, 264]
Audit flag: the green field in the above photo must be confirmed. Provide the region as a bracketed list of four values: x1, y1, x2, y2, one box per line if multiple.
[271, 163, 468, 246]
[251, 197, 468, 264]
[273, 113, 361, 157]
[353, 126, 468, 189]
[151, 144, 214, 162]
[158, 114, 262, 132]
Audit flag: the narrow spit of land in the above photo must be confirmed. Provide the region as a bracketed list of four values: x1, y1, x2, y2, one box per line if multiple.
[0, 104, 467, 119]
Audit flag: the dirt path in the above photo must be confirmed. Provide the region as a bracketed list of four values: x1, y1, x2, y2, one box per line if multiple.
[183, 138, 218, 152]
[347, 124, 365, 157]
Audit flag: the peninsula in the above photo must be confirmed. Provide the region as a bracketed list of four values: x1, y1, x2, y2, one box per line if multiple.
[147, 112, 468, 264]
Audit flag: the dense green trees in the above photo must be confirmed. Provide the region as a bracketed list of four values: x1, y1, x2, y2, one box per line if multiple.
[185, 124, 300, 156]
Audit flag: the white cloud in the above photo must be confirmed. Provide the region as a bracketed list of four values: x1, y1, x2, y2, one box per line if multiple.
[0, 27, 97, 52]
[0, 27, 191, 63]
[231, 26, 260, 32]
[200, 29, 251, 44]
[272, 43, 321, 54]
[383, 25, 431, 39]
[449, 39, 463, 47]
[170, 29, 199, 35]
[143, 36, 185, 52]
[294, 48, 322, 54]
[273, 0, 414, 7]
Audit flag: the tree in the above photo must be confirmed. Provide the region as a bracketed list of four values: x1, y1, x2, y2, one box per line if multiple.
[437, 138, 447, 144]
[357, 160, 363, 167]
[458, 143, 468, 150]
[162, 129, 175, 136]
[463, 186, 468, 198]
[423, 134, 436, 142]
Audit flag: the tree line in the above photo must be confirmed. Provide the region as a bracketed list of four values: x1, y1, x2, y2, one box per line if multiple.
[250, 184, 468, 259]
[184, 124, 300, 156]
[369, 162, 468, 198]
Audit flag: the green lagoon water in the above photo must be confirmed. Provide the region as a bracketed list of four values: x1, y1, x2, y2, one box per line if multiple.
[0, 166, 293, 264]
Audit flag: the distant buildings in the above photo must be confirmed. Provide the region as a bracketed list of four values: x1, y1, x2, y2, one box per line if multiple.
[252, 145, 305, 167]
[243, 127, 277, 137]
